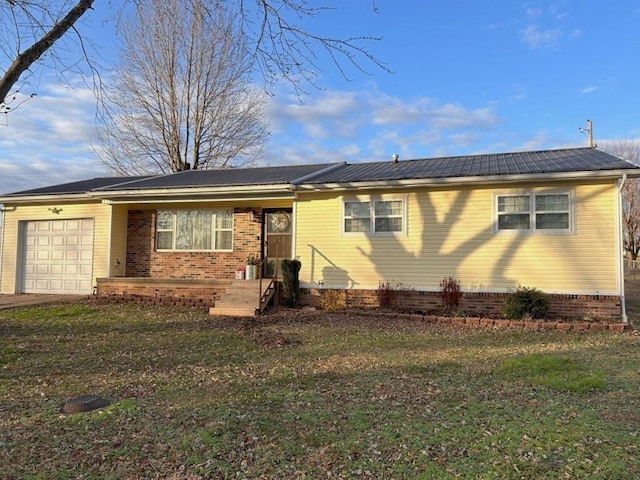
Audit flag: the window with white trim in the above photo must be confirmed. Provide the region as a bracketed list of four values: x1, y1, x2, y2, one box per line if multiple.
[496, 192, 571, 232]
[343, 198, 405, 234]
[156, 210, 233, 251]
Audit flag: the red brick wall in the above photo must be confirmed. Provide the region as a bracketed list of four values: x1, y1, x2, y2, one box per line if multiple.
[126, 208, 262, 279]
[96, 277, 227, 308]
[300, 288, 622, 321]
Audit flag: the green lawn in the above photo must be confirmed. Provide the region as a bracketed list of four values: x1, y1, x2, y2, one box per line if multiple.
[1, 302, 640, 479]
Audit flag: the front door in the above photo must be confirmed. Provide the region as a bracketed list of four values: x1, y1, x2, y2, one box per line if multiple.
[263, 209, 292, 277]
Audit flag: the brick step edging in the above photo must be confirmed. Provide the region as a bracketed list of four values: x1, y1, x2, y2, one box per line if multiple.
[360, 311, 631, 332]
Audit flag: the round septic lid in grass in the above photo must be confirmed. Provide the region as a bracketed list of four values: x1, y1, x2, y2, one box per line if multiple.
[60, 394, 110, 414]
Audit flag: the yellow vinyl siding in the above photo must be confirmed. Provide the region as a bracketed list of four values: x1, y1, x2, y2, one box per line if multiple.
[0, 202, 112, 294]
[295, 180, 619, 295]
[109, 204, 129, 277]
[454, 183, 616, 294]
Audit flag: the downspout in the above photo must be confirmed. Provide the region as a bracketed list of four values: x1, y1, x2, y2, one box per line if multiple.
[617, 174, 628, 324]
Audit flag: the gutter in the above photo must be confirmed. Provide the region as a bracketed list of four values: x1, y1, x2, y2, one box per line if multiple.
[617, 174, 629, 324]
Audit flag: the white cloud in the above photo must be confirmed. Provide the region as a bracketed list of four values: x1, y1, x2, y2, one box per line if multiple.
[580, 86, 598, 94]
[264, 87, 503, 164]
[448, 132, 481, 148]
[525, 7, 544, 17]
[520, 25, 562, 49]
[0, 81, 104, 194]
[429, 104, 499, 129]
[509, 84, 527, 101]
[513, 130, 576, 152]
[569, 28, 582, 38]
[2, 77, 574, 194]
[549, 4, 568, 20]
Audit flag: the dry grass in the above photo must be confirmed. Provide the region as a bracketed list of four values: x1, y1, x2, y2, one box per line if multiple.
[1, 293, 640, 479]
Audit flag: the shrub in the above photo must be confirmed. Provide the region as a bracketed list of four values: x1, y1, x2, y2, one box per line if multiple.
[440, 276, 462, 314]
[503, 286, 549, 320]
[319, 289, 344, 311]
[376, 281, 413, 310]
[377, 281, 398, 309]
[281, 259, 302, 307]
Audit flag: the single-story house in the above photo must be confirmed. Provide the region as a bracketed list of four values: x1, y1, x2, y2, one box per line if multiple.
[1, 146, 638, 320]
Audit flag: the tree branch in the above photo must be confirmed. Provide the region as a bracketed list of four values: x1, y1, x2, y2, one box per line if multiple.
[0, 0, 94, 105]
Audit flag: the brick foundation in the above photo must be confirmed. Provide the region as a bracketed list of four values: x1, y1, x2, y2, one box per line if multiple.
[94, 279, 628, 329]
[96, 277, 230, 308]
[300, 288, 623, 321]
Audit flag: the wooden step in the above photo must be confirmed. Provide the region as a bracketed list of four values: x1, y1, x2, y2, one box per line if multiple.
[209, 279, 274, 317]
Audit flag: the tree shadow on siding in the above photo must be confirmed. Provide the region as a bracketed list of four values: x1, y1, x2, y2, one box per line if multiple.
[359, 186, 610, 295]
[357, 189, 534, 291]
[307, 244, 358, 289]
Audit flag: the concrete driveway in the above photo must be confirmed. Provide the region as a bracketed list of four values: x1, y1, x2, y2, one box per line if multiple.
[0, 294, 86, 310]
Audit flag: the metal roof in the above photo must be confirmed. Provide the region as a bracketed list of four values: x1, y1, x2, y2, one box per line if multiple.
[3, 176, 152, 196]
[94, 163, 340, 191]
[2, 147, 638, 199]
[301, 148, 639, 184]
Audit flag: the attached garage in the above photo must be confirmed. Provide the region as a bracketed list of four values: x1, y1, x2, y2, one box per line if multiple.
[20, 218, 94, 294]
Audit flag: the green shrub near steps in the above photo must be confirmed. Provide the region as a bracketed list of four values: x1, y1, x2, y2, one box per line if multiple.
[503, 285, 550, 320]
[281, 259, 302, 307]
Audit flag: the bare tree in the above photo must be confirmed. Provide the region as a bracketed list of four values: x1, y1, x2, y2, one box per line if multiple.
[96, 0, 268, 174]
[1, 0, 386, 115]
[601, 139, 640, 260]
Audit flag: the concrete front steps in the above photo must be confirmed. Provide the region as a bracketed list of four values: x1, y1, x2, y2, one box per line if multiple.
[209, 279, 276, 317]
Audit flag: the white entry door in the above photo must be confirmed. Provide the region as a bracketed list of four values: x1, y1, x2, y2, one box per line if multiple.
[22, 219, 94, 294]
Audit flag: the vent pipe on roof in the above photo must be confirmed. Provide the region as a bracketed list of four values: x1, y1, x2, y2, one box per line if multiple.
[392, 153, 399, 163]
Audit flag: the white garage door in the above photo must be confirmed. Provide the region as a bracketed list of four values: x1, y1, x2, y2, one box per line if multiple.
[22, 219, 94, 294]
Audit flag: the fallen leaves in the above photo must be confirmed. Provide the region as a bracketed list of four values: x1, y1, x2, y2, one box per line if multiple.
[1, 302, 640, 478]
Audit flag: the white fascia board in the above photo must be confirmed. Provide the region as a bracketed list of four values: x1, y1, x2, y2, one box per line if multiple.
[0, 193, 96, 204]
[89, 183, 294, 200]
[293, 169, 640, 192]
[102, 193, 296, 205]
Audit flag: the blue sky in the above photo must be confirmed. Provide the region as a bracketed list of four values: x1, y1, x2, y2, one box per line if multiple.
[1, 1, 639, 194]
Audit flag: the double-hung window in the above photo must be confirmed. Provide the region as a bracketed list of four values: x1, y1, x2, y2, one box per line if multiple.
[344, 198, 405, 234]
[156, 210, 233, 251]
[496, 191, 572, 233]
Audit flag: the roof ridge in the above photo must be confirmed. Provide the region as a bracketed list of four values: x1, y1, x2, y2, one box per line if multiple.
[91, 175, 159, 191]
[360, 146, 595, 166]
[290, 162, 346, 185]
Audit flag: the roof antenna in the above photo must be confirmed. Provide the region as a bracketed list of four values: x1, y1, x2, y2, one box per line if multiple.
[579, 119, 595, 147]
[392, 153, 399, 163]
